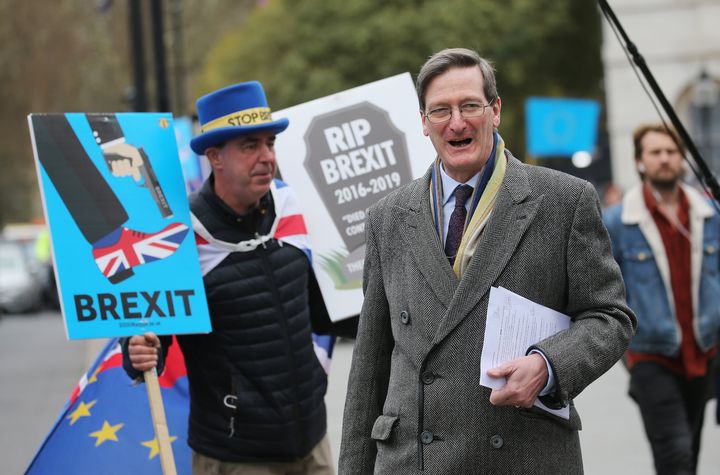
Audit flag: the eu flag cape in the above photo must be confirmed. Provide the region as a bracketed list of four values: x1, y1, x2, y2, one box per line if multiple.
[26, 337, 192, 474]
[26, 335, 334, 474]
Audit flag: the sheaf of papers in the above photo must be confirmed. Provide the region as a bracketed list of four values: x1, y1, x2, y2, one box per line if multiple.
[480, 286, 571, 419]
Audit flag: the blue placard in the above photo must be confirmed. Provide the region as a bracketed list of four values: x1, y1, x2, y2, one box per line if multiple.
[174, 116, 206, 193]
[525, 97, 600, 157]
[28, 112, 211, 339]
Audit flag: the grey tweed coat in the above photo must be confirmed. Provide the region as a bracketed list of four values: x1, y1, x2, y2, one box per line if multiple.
[339, 153, 636, 475]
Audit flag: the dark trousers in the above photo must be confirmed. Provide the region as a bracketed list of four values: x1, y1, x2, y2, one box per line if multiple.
[629, 361, 712, 475]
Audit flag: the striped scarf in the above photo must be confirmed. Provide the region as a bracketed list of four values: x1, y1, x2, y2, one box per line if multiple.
[431, 133, 508, 278]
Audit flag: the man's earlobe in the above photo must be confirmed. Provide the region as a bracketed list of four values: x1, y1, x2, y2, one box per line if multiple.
[492, 98, 502, 128]
[205, 148, 222, 170]
[206, 147, 218, 159]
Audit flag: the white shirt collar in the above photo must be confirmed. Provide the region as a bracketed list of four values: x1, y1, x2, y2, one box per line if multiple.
[440, 163, 480, 206]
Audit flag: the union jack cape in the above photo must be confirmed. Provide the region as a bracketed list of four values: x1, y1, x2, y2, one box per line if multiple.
[192, 178, 334, 372]
[192, 179, 311, 272]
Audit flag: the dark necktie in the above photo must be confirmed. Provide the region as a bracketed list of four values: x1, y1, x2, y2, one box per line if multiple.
[445, 184, 473, 265]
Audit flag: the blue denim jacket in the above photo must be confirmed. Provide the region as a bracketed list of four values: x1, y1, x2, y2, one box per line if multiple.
[603, 185, 720, 355]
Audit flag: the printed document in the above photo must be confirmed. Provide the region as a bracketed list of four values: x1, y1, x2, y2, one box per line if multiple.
[480, 286, 571, 419]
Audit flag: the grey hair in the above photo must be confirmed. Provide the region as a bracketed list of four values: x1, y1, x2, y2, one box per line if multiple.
[415, 48, 498, 111]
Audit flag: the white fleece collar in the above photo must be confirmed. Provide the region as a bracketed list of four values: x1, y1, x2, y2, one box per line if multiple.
[621, 183, 713, 225]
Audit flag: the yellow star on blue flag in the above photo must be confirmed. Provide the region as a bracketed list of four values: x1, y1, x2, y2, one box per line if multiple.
[67, 400, 96, 425]
[89, 421, 124, 447]
[141, 435, 178, 459]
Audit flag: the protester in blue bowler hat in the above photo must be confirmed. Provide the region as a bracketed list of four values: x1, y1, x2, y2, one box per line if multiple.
[123, 81, 354, 475]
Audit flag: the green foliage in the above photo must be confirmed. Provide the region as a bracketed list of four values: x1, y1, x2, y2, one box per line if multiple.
[0, 0, 129, 226]
[0, 0, 257, 227]
[0, 0, 603, 228]
[317, 250, 362, 289]
[198, 0, 603, 157]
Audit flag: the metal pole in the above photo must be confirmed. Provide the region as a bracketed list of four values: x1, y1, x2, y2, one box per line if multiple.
[129, 0, 147, 112]
[598, 0, 720, 202]
[170, 0, 186, 116]
[150, 0, 171, 112]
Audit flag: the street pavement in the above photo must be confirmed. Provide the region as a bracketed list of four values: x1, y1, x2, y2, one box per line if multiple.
[2, 311, 718, 474]
[0, 311, 89, 474]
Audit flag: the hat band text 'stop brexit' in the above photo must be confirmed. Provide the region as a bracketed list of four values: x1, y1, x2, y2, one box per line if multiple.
[201, 107, 273, 132]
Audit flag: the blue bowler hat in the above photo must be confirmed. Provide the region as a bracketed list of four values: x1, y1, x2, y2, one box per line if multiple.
[190, 81, 289, 154]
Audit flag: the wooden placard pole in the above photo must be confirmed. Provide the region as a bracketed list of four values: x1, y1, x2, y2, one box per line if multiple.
[144, 368, 177, 475]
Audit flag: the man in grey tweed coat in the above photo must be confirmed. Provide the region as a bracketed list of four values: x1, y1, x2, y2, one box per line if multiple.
[339, 48, 636, 474]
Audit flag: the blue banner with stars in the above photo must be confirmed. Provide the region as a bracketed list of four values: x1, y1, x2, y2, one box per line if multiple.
[26, 338, 191, 474]
[26, 335, 336, 473]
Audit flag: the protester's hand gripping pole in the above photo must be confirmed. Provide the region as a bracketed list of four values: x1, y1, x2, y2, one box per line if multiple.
[144, 368, 177, 475]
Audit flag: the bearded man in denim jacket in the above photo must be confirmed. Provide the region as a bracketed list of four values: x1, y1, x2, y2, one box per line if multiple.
[604, 123, 720, 475]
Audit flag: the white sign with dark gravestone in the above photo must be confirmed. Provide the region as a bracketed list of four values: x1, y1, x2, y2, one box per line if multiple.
[274, 73, 436, 322]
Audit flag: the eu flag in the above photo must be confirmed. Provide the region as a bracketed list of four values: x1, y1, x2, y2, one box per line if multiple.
[26, 338, 192, 474]
[26, 333, 335, 473]
[525, 97, 601, 157]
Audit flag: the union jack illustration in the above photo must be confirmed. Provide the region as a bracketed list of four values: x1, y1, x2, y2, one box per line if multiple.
[92, 222, 189, 283]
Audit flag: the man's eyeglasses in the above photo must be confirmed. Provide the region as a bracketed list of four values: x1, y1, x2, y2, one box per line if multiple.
[424, 98, 496, 124]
